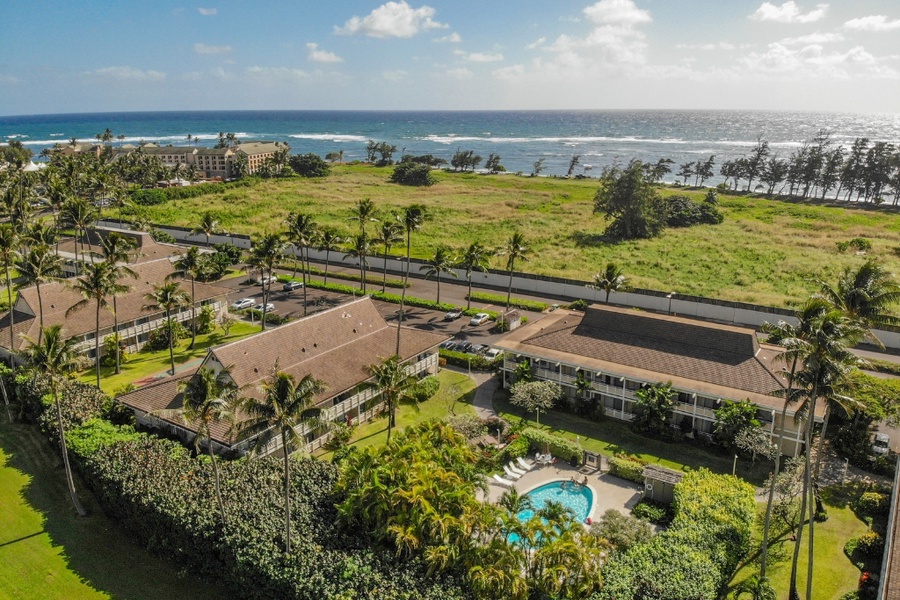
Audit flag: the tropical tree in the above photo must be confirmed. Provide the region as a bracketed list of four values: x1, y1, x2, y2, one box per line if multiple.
[419, 245, 457, 304]
[509, 380, 559, 426]
[237, 369, 326, 555]
[367, 354, 416, 443]
[192, 211, 221, 247]
[98, 233, 138, 374]
[375, 217, 403, 293]
[284, 212, 317, 316]
[818, 260, 900, 345]
[61, 197, 98, 269]
[457, 242, 493, 310]
[316, 227, 343, 285]
[631, 381, 675, 438]
[248, 233, 285, 331]
[395, 205, 426, 353]
[21, 325, 87, 516]
[178, 366, 240, 524]
[16, 244, 61, 344]
[170, 247, 208, 350]
[499, 232, 529, 320]
[347, 198, 377, 240]
[593, 160, 667, 240]
[588, 262, 631, 304]
[142, 282, 190, 375]
[65, 261, 114, 388]
[344, 234, 373, 294]
[0, 224, 19, 366]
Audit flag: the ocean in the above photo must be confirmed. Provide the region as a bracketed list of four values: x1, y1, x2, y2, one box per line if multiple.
[2, 109, 899, 182]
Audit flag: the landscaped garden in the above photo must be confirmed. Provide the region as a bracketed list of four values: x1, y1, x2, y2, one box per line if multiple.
[130, 165, 900, 307]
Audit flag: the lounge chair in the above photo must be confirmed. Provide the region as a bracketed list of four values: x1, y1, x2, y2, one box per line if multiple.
[492, 474, 515, 488]
[503, 465, 523, 480]
[516, 457, 535, 471]
[507, 462, 527, 476]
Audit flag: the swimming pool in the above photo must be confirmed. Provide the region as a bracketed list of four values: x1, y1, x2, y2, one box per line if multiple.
[517, 480, 594, 524]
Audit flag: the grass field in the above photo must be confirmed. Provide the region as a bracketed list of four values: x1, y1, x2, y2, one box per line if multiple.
[77, 321, 260, 395]
[132, 166, 900, 307]
[0, 423, 225, 600]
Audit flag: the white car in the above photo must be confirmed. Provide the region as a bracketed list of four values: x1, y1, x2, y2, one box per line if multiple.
[469, 313, 490, 326]
[258, 275, 275, 286]
[873, 433, 891, 456]
[230, 298, 256, 310]
[254, 303, 276, 313]
[483, 348, 503, 361]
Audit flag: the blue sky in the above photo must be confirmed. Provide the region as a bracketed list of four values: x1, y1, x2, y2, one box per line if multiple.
[1, 0, 899, 115]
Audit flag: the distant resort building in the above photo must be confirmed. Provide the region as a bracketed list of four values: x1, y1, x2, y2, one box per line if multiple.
[494, 304, 821, 457]
[117, 297, 447, 456]
[112, 141, 286, 180]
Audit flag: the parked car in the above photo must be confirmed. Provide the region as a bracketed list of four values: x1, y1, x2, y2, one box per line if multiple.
[254, 303, 276, 313]
[457, 342, 474, 353]
[872, 433, 891, 456]
[483, 348, 503, 361]
[469, 313, 490, 326]
[258, 275, 275, 286]
[439, 340, 456, 349]
[470, 344, 489, 355]
[230, 298, 256, 310]
[444, 308, 463, 321]
[283, 280, 303, 291]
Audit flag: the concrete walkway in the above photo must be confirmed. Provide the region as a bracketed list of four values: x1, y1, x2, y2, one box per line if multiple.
[445, 365, 499, 419]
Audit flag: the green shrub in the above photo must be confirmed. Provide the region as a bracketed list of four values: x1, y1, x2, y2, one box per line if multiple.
[144, 320, 189, 351]
[410, 376, 440, 402]
[631, 499, 672, 526]
[324, 423, 354, 451]
[466, 291, 548, 312]
[500, 435, 531, 463]
[837, 237, 872, 253]
[289, 153, 331, 178]
[445, 414, 487, 439]
[390, 162, 436, 186]
[567, 299, 588, 311]
[856, 531, 885, 557]
[131, 189, 168, 206]
[67, 418, 141, 457]
[520, 427, 582, 464]
[855, 491, 890, 517]
[245, 308, 288, 326]
[608, 455, 646, 483]
[439, 349, 497, 371]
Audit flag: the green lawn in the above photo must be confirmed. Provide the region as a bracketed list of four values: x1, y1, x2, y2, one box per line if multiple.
[77, 322, 260, 395]
[727, 485, 873, 599]
[0, 423, 226, 600]
[132, 166, 900, 307]
[493, 388, 772, 485]
[317, 370, 477, 460]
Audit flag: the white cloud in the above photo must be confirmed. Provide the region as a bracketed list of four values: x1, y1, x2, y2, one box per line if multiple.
[676, 42, 736, 51]
[446, 67, 473, 79]
[780, 31, 844, 44]
[466, 52, 504, 63]
[305, 43, 343, 63]
[88, 66, 166, 81]
[843, 15, 900, 32]
[433, 32, 461, 43]
[245, 66, 308, 81]
[193, 43, 232, 55]
[492, 64, 526, 79]
[526, 37, 546, 50]
[750, 2, 828, 24]
[335, 2, 446, 38]
[0, 74, 19, 84]
[382, 69, 408, 81]
[739, 42, 889, 78]
[197, 8, 217, 16]
[583, 0, 651, 25]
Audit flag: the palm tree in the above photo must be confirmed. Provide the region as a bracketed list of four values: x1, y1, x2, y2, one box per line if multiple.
[143, 282, 190, 375]
[344, 234, 373, 294]
[457, 242, 493, 310]
[170, 247, 207, 349]
[98, 233, 138, 374]
[192, 211, 221, 247]
[499, 232, 529, 320]
[237, 368, 326, 555]
[66, 261, 114, 388]
[0, 224, 20, 366]
[248, 233, 285, 331]
[375, 217, 404, 293]
[316, 228, 343, 285]
[61, 197, 98, 270]
[818, 260, 900, 345]
[396, 205, 426, 354]
[419, 245, 457, 304]
[16, 244, 61, 344]
[347, 198, 378, 240]
[21, 324, 87, 516]
[589, 262, 630, 304]
[177, 366, 240, 524]
[367, 354, 416, 443]
[284, 213, 317, 316]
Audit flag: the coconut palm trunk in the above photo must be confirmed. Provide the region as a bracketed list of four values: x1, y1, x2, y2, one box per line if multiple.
[396, 231, 412, 354]
[166, 309, 176, 375]
[282, 429, 292, 555]
[302, 246, 308, 317]
[112, 297, 121, 374]
[94, 299, 102, 388]
[54, 381, 87, 516]
[188, 276, 197, 349]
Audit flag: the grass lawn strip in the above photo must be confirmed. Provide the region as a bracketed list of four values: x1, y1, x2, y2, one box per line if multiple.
[0, 423, 225, 600]
[133, 166, 900, 307]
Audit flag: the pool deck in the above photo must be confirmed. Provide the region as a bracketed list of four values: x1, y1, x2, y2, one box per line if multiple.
[484, 460, 643, 523]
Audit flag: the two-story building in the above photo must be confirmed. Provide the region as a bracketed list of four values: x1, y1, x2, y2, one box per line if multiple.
[117, 296, 448, 455]
[494, 304, 821, 457]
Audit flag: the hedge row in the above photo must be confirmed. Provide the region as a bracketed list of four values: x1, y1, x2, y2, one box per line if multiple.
[596, 469, 756, 600]
[466, 291, 548, 312]
[608, 455, 646, 484]
[278, 268, 408, 289]
[438, 349, 500, 371]
[520, 427, 582, 464]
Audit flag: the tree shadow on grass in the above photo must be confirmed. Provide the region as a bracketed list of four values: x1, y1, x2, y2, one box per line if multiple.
[0, 423, 227, 600]
[569, 231, 620, 248]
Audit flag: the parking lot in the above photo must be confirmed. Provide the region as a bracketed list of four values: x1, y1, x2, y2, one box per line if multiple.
[219, 270, 550, 349]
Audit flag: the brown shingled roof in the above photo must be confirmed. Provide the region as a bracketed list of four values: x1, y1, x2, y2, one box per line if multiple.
[209, 296, 448, 403]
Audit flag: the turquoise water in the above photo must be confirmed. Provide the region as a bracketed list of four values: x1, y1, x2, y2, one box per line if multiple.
[517, 480, 593, 523]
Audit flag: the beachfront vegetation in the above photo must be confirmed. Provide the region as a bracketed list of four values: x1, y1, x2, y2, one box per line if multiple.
[116, 165, 900, 307]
